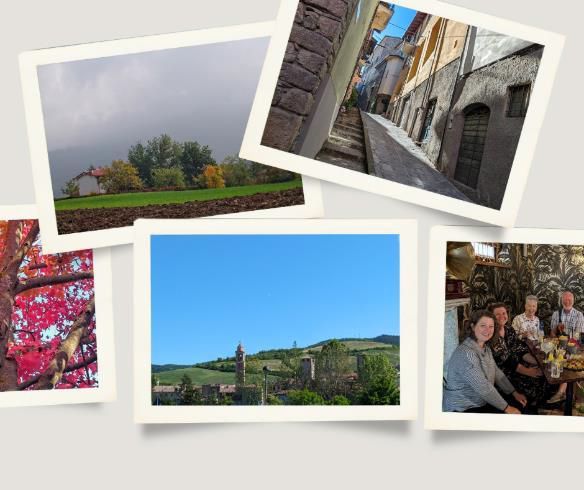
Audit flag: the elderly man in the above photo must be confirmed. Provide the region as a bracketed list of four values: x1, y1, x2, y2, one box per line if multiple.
[550, 291, 584, 339]
[547, 291, 584, 404]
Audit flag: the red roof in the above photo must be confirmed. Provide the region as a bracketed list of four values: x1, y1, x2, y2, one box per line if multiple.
[90, 168, 106, 177]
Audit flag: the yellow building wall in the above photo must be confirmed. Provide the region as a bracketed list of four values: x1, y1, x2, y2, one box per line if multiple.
[401, 16, 468, 96]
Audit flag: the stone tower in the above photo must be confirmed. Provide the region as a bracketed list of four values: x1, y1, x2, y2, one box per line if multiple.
[235, 341, 246, 386]
[301, 357, 315, 381]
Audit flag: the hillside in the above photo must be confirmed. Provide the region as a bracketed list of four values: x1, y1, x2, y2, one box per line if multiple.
[153, 337, 400, 385]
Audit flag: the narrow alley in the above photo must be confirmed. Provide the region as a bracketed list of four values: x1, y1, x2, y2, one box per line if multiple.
[315, 106, 472, 203]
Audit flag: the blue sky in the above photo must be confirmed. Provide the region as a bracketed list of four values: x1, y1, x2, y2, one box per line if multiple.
[373, 5, 417, 42]
[151, 234, 400, 364]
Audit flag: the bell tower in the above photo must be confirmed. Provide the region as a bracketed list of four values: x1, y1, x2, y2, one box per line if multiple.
[235, 341, 246, 386]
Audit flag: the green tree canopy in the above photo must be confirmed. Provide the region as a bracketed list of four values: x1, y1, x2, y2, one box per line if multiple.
[315, 340, 351, 400]
[357, 354, 399, 405]
[287, 388, 325, 405]
[151, 167, 186, 189]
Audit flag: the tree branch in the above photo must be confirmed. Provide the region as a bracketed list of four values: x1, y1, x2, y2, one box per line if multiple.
[33, 297, 95, 390]
[17, 353, 97, 390]
[15, 271, 93, 295]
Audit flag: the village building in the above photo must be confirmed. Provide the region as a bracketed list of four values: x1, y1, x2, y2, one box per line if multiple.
[389, 15, 542, 208]
[356, 35, 404, 114]
[73, 167, 107, 196]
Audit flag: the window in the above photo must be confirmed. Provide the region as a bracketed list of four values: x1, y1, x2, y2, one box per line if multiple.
[419, 98, 437, 142]
[471, 242, 511, 268]
[454, 104, 490, 189]
[507, 84, 531, 117]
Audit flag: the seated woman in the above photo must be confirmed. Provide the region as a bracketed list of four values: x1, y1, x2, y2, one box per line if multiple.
[489, 303, 550, 409]
[443, 309, 527, 414]
[511, 295, 541, 340]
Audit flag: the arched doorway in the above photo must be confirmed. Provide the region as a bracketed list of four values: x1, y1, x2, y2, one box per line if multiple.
[454, 104, 490, 189]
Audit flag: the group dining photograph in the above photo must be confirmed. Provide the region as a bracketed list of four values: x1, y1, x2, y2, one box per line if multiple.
[442, 240, 584, 418]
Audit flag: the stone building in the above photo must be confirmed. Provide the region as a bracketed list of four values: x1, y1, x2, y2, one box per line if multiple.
[389, 14, 542, 209]
[357, 35, 404, 113]
[261, 0, 393, 158]
[301, 356, 315, 381]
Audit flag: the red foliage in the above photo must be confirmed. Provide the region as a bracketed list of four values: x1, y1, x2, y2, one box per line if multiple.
[0, 219, 96, 390]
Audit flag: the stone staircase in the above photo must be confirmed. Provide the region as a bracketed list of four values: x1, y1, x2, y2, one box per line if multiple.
[315, 107, 367, 173]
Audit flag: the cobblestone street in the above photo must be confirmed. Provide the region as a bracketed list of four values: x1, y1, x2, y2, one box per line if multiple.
[361, 113, 472, 202]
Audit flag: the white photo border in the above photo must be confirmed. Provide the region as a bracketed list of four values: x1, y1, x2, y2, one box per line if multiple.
[134, 218, 417, 423]
[425, 226, 584, 432]
[240, 0, 565, 227]
[0, 205, 116, 407]
[19, 21, 324, 255]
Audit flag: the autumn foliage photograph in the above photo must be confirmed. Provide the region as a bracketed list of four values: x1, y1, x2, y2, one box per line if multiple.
[0, 219, 98, 392]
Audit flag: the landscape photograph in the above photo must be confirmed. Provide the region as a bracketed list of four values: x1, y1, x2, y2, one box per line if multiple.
[150, 233, 401, 407]
[0, 219, 98, 392]
[34, 35, 305, 236]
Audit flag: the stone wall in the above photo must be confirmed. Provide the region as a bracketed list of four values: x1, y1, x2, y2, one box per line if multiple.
[440, 46, 543, 209]
[261, 0, 361, 152]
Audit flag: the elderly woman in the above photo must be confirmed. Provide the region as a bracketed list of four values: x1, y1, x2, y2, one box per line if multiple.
[490, 303, 549, 409]
[443, 309, 527, 414]
[511, 295, 541, 340]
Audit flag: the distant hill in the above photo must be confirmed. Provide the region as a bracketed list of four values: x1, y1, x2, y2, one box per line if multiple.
[306, 335, 399, 349]
[153, 336, 399, 386]
[152, 363, 193, 373]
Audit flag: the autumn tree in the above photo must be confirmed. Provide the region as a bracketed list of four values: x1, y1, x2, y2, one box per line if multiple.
[200, 164, 225, 189]
[101, 160, 144, 193]
[0, 220, 96, 391]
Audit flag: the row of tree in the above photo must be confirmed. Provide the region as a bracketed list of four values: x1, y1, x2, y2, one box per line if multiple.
[62, 134, 297, 196]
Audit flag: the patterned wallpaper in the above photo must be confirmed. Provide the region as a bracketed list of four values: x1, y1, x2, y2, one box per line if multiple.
[464, 244, 584, 326]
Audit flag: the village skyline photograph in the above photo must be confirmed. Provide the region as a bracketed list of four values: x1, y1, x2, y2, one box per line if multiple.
[30, 35, 307, 236]
[150, 233, 401, 407]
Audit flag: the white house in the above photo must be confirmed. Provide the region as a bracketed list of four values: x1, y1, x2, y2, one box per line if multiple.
[74, 168, 106, 196]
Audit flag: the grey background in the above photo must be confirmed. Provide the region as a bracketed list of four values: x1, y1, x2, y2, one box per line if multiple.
[0, 1, 581, 489]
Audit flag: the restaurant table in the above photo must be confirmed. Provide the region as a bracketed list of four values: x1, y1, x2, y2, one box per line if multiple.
[526, 339, 584, 416]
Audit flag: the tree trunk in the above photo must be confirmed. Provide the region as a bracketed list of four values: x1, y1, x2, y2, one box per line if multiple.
[34, 298, 96, 390]
[0, 221, 39, 391]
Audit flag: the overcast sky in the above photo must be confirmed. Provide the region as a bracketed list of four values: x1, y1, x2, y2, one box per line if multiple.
[38, 37, 269, 163]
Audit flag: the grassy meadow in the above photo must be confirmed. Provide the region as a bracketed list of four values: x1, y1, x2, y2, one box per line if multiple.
[54, 179, 302, 211]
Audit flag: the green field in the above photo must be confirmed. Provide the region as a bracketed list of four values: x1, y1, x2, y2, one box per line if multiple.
[156, 367, 236, 385]
[54, 180, 302, 211]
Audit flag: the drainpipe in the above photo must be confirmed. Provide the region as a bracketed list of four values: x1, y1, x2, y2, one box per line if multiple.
[435, 25, 473, 173]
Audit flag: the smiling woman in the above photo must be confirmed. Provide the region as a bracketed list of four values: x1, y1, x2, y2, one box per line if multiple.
[442, 309, 527, 414]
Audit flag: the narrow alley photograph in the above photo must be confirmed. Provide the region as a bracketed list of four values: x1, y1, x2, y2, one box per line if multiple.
[258, 0, 548, 211]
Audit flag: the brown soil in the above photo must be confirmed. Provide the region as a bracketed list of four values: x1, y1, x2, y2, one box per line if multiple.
[56, 188, 305, 235]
